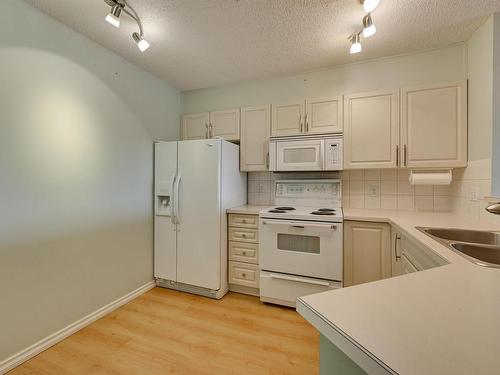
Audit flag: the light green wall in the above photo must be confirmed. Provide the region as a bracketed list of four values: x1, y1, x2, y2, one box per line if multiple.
[467, 16, 494, 163]
[0, 0, 180, 362]
[181, 44, 467, 113]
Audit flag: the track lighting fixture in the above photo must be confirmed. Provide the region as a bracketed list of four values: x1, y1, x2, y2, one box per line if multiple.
[362, 14, 377, 38]
[360, 0, 380, 13]
[105, 4, 122, 28]
[133, 32, 150, 52]
[349, 33, 362, 54]
[104, 0, 151, 52]
[348, 1, 380, 54]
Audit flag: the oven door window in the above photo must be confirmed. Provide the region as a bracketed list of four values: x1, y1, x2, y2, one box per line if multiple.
[277, 233, 320, 254]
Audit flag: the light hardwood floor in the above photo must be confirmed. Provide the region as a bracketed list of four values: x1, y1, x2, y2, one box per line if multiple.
[10, 288, 319, 375]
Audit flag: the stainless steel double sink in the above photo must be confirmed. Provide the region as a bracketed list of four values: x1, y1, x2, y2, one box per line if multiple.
[417, 227, 500, 268]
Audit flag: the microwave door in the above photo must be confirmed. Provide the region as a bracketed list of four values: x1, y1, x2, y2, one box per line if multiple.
[276, 139, 324, 171]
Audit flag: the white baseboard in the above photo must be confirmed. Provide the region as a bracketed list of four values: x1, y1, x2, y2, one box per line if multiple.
[0, 281, 156, 374]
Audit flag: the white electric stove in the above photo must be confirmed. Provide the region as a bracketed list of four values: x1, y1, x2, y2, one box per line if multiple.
[259, 180, 343, 307]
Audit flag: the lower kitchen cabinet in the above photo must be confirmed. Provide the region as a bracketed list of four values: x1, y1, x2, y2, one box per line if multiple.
[227, 213, 260, 296]
[392, 227, 448, 276]
[343, 221, 392, 287]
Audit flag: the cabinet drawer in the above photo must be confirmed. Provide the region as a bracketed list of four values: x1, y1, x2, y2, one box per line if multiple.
[229, 261, 259, 288]
[229, 241, 259, 264]
[229, 227, 259, 243]
[229, 214, 259, 228]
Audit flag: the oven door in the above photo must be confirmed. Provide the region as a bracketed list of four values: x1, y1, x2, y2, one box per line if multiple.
[275, 139, 324, 171]
[259, 219, 342, 281]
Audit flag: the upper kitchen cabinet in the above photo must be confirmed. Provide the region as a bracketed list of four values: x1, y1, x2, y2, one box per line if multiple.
[182, 112, 210, 140]
[210, 108, 241, 141]
[271, 101, 304, 136]
[344, 89, 400, 169]
[401, 81, 467, 168]
[240, 105, 271, 171]
[182, 109, 240, 141]
[306, 96, 343, 134]
[271, 97, 343, 137]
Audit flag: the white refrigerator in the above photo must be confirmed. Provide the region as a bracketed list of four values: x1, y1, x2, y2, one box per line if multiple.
[154, 139, 247, 299]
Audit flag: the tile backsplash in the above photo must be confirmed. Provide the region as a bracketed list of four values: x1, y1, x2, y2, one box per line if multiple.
[247, 159, 500, 221]
[341, 169, 453, 212]
[248, 170, 454, 211]
[451, 158, 498, 222]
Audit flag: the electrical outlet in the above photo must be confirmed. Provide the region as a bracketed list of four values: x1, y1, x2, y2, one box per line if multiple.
[469, 187, 479, 202]
[368, 184, 380, 197]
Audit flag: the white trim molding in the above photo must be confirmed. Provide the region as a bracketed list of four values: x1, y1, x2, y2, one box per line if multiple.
[0, 281, 156, 374]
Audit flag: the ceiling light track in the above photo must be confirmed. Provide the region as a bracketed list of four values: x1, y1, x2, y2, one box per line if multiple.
[104, 0, 150, 52]
[348, 0, 380, 54]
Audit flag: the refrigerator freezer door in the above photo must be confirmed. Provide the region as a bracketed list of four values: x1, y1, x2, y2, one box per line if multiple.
[176, 140, 222, 290]
[154, 141, 178, 281]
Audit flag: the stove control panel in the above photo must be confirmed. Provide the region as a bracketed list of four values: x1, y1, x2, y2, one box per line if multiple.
[275, 180, 341, 198]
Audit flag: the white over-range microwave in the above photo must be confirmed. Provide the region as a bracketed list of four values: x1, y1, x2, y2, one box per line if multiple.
[268, 135, 343, 171]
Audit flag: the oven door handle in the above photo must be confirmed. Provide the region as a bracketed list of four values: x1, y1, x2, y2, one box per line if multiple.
[261, 220, 337, 230]
[269, 273, 331, 287]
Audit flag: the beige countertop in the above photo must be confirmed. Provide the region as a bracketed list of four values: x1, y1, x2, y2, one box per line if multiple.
[297, 209, 500, 375]
[226, 205, 270, 215]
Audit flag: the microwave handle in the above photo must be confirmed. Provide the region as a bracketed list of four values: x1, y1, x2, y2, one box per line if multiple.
[269, 273, 331, 287]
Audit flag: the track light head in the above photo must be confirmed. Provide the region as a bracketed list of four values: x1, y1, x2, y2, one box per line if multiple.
[133, 32, 150, 52]
[362, 14, 377, 38]
[360, 0, 380, 13]
[349, 33, 362, 54]
[105, 4, 122, 28]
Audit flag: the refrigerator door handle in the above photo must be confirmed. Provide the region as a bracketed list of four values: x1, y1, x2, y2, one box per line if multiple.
[174, 173, 181, 224]
[170, 174, 177, 225]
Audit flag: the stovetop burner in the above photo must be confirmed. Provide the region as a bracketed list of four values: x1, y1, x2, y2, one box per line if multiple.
[269, 209, 286, 213]
[311, 211, 335, 215]
[275, 207, 295, 211]
[318, 208, 336, 212]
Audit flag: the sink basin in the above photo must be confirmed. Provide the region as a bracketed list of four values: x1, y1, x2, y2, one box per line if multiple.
[422, 227, 500, 246]
[451, 243, 500, 267]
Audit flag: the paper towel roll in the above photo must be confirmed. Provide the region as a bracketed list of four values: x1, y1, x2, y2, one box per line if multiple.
[409, 170, 452, 185]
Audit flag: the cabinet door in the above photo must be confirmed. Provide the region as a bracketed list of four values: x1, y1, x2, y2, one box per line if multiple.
[271, 101, 305, 136]
[344, 90, 399, 169]
[391, 229, 404, 277]
[240, 106, 271, 171]
[344, 221, 391, 287]
[401, 81, 467, 168]
[306, 96, 343, 134]
[210, 108, 240, 141]
[182, 112, 210, 140]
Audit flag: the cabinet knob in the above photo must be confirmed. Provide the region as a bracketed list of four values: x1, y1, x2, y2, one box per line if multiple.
[242, 251, 247, 255]
[242, 219, 247, 223]
[241, 234, 247, 238]
[242, 273, 246, 278]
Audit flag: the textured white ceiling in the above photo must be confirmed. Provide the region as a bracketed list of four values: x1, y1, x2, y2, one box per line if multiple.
[24, 0, 500, 91]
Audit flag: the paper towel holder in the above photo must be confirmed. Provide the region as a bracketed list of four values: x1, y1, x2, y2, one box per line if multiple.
[409, 169, 453, 185]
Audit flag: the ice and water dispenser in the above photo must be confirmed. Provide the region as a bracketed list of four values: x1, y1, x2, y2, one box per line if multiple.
[155, 178, 173, 216]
